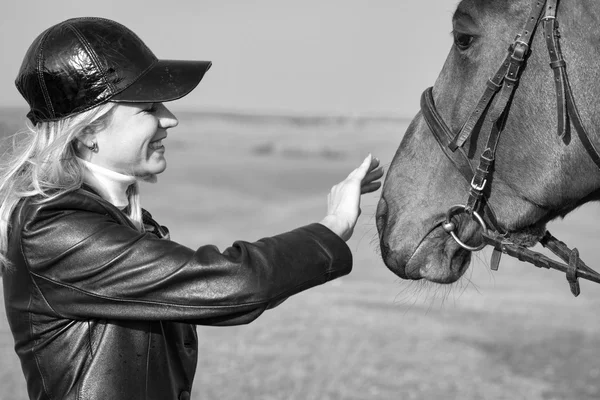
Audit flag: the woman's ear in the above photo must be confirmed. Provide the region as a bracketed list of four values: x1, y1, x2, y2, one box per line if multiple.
[75, 128, 99, 159]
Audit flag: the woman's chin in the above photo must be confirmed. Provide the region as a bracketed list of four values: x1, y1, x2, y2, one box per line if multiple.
[148, 157, 167, 174]
[136, 160, 166, 182]
[154, 161, 167, 175]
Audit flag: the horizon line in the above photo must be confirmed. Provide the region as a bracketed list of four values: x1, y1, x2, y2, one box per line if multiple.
[0, 105, 416, 122]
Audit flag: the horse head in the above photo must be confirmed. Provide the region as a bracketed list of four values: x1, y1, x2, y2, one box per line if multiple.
[376, 0, 600, 284]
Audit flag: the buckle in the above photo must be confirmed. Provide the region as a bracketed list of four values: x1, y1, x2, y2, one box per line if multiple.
[471, 176, 487, 191]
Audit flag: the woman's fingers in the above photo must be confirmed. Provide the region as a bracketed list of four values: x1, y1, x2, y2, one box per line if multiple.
[369, 156, 380, 172]
[348, 154, 373, 180]
[362, 166, 384, 185]
[320, 154, 383, 241]
[361, 181, 382, 194]
[360, 157, 384, 195]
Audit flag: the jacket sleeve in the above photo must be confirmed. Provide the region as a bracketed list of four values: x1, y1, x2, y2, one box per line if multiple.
[18, 196, 352, 326]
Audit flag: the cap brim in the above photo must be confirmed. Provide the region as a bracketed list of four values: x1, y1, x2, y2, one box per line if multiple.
[111, 59, 212, 103]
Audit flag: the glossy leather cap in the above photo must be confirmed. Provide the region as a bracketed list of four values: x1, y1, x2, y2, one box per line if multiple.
[16, 17, 212, 124]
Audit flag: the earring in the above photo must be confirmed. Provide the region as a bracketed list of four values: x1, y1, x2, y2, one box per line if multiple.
[87, 142, 98, 152]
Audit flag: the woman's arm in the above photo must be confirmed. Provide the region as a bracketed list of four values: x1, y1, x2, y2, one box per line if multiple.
[14, 154, 381, 326]
[17, 196, 351, 326]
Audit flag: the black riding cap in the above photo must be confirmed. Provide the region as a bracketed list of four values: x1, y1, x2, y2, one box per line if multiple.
[15, 17, 212, 124]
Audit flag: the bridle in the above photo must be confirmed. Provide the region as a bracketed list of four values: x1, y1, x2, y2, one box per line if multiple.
[420, 0, 600, 296]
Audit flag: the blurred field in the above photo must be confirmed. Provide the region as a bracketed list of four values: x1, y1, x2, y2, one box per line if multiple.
[1, 108, 600, 400]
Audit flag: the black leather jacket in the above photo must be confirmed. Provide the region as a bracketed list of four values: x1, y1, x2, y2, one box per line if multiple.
[3, 187, 352, 400]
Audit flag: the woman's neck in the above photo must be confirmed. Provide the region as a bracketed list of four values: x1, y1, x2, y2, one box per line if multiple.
[78, 158, 137, 209]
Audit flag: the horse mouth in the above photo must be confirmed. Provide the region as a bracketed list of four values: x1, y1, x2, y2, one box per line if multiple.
[391, 219, 476, 284]
[378, 196, 480, 284]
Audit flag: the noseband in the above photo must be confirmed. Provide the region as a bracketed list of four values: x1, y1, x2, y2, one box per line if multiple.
[420, 0, 600, 296]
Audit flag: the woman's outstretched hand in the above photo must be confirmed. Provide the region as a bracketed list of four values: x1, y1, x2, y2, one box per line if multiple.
[320, 154, 384, 241]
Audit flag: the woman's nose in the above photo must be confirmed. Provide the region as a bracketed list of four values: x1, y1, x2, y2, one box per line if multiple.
[157, 103, 179, 129]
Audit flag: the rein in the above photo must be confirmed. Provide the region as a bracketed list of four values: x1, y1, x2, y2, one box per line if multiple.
[420, 0, 600, 296]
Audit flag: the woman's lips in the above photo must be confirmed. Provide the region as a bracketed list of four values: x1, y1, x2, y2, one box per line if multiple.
[148, 139, 164, 150]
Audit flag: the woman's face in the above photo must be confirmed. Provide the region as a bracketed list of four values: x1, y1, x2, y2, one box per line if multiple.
[90, 102, 178, 177]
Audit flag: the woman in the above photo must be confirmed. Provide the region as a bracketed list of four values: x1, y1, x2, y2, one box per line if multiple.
[2, 17, 382, 400]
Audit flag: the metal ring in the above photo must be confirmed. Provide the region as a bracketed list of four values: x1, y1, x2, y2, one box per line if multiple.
[443, 205, 488, 252]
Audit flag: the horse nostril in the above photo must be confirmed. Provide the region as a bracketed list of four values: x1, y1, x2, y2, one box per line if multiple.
[375, 196, 395, 265]
[380, 240, 391, 261]
[376, 196, 389, 235]
[376, 215, 387, 238]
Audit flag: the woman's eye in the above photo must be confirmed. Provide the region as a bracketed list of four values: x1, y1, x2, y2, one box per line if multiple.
[454, 32, 474, 50]
[144, 104, 158, 113]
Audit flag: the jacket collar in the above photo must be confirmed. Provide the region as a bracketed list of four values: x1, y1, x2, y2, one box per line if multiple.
[78, 158, 136, 210]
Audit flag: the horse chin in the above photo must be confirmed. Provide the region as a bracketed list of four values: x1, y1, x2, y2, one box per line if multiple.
[506, 224, 547, 247]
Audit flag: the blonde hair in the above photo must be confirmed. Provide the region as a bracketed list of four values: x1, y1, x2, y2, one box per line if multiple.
[0, 103, 144, 275]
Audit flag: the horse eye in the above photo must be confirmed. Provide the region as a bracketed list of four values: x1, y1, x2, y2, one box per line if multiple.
[454, 32, 474, 50]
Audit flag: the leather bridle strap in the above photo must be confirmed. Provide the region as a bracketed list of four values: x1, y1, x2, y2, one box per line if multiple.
[421, 0, 548, 236]
[420, 89, 474, 181]
[421, 88, 505, 233]
[543, 0, 568, 138]
[448, 0, 547, 152]
[464, 15, 542, 216]
[543, 0, 600, 170]
[419, 0, 600, 296]
[466, 0, 546, 194]
[448, 53, 511, 151]
[482, 230, 600, 287]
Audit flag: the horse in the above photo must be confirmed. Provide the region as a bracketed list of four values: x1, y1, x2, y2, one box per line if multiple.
[376, 0, 600, 294]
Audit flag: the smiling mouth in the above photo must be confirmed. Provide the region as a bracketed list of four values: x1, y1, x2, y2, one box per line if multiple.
[149, 139, 164, 150]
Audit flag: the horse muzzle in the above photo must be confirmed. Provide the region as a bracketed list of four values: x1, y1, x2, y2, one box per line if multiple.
[377, 195, 477, 283]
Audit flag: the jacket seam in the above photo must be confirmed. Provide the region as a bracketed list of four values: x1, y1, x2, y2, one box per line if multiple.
[27, 276, 54, 400]
[20, 235, 69, 318]
[29, 271, 321, 310]
[312, 232, 336, 279]
[14, 199, 54, 399]
[87, 320, 93, 357]
[309, 225, 352, 273]
[145, 324, 152, 399]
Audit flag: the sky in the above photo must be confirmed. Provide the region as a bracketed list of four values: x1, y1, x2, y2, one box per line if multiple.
[1, 0, 457, 117]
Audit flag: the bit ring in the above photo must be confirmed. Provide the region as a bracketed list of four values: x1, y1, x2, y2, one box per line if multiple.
[443, 205, 487, 252]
